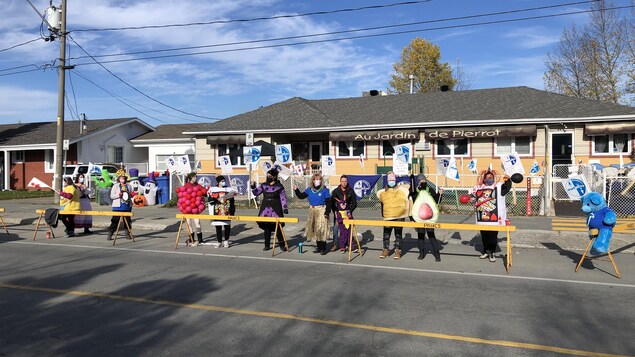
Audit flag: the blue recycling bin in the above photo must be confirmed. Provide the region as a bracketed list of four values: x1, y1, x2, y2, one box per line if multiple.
[155, 176, 170, 204]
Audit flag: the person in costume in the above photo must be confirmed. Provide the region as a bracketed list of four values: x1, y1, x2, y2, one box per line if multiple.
[208, 175, 237, 248]
[410, 174, 443, 262]
[251, 168, 289, 251]
[330, 175, 357, 252]
[58, 177, 81, 237]
[377, 172, 411, 260]
[469, 169, 512, 262]
[107, 169, 133, 241]
[294, 173, 331, 255]
[73, 174, 93, 234]
[178, 173, 207, 245]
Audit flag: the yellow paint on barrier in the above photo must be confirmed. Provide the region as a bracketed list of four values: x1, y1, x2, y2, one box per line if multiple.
[175, 214, 298, 223]
[0, 283, 628, 357]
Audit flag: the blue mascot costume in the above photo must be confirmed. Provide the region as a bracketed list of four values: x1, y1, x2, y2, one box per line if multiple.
[581, 192, 616, 255]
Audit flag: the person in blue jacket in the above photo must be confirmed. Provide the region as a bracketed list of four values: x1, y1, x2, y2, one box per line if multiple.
[294, 173, 331, 255]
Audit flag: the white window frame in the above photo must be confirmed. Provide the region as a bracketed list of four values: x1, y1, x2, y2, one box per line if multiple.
[335, 141, 366, 159]
[108, 145, 124, 164]
[44, 149, 55, 173]
[591, 134, 632, 156]
[11, 151, 25, 163]
[495, 136, 533, 156]
[216, 144, 246, 167]
[434, 139, 470, 157]
[380, 140, 412, 157]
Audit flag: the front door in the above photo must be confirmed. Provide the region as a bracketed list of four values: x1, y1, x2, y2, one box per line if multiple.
[309, 142, 322, 162]
[551, 133, 573, 167]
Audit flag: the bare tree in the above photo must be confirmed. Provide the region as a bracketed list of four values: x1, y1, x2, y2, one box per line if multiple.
[452, 59, 474, 91]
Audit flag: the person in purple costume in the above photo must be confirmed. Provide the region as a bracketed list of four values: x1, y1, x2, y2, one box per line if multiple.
[251, 168, 289, 251]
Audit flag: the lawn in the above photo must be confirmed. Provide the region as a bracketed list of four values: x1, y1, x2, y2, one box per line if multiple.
[0, 190, 55, 200]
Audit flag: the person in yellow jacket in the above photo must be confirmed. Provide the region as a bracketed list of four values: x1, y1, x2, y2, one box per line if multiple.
[58, 177, 81, 237]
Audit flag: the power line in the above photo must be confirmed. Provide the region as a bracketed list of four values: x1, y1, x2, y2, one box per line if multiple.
[0, 37, 42, 53]
[67, 1, 602, 62]
[67, 35, 219, 122]
[72, 0, 433, 32]
[68, 5, 635, 67]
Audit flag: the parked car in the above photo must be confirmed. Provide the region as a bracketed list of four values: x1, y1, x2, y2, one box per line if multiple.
[63, 164, 119, 197]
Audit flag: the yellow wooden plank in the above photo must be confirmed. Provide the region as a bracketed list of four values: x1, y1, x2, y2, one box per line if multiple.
[176, 214, 299, 224]
[36, 209, 133, 217]
[0, 208, 5, 213]
[345, 219, 516, 232]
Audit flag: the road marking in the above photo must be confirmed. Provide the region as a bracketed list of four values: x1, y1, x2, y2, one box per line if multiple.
[5, 241, 635, 289]
[0, 283, 628, 357]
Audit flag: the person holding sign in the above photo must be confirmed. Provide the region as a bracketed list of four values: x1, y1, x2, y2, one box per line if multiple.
[377, 172, 411, 260]
[208, 175, 237, 248]
[293, 173, 331, 255]
[251, 168, 289, 251]
[74, 174, 93, 234]
[107, 170, 133, 241]
[58, 177, 81, 237]
[469, 170, 512, 262]
[410, 174, 443, 262]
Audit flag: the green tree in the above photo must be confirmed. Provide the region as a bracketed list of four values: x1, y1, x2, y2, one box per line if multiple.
[544, 0, 632, 104]
[388, 37, 466, 94]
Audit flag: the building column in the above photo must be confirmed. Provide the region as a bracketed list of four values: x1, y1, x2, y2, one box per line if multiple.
[2, 150, 8, 190]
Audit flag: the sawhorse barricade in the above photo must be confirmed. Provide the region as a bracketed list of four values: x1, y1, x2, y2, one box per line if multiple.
[574, 224, 634, 279]
[345, 219, 517, 272]
[0, 208, 8, 234]
[175, 214, 299, 256]
[34, 209, 134, 246]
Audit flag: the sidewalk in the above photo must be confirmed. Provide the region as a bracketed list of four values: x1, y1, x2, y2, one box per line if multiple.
[1, 197, 633, 253]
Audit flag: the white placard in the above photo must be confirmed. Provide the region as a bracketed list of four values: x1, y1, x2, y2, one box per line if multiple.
[245, 132, 254, 146]
[467, 159, 477, 173]
[260, 160, 274, 175]
[243, 146, 261, 167]
[564, 174, 590, 200]
[321, 155, 336, 177]
[272, 161, 292, 181]
[501, 153, 525, 175]
[178, 154, 192, 174]
[394, 143, 411, 163]
[392, 155, 408, 175]
[275, 144, 292, 164]
[165, 156, 180, 173]
[217, 155, 233, 174]
[529, 160, 540, 175]
[445, 157, 460, 181]
[436, 158, 449, 176]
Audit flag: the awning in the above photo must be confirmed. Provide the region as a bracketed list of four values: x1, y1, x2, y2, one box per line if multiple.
[329, 130, 419, 142]
[423, 125, 536, 140]
[584, 122, 635, 136]
[206, 135, 244, 145]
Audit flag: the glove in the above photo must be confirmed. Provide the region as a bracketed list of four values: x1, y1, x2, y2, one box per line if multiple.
[250, 181, 257, 189]
[283, 209, 289, 214]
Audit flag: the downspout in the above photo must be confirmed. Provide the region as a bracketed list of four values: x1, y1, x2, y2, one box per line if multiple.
[2, 150, 7, 190]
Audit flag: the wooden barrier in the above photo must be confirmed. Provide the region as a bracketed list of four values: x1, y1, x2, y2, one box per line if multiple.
[345, 219, 517, 272]
[0, 208, 8, 234]
[175, 214, 299, 255]
[551, 218, 635, 233]
[34, 209, 134, 246]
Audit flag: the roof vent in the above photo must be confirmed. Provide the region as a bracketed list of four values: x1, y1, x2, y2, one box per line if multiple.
[362, 90, 388, 97]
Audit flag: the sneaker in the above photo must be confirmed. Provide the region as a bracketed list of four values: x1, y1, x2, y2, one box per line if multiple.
[263, 246, 271, 251]
[106, 232, 113, 241]
[418, 252, 425, 260]
[199, 242, 213, 246]
[212, 242, 221, 248]
[340, 248, 347, 254]
[380, 248, 389, 259]
[479, 252, 489, 259]
[489, 252, 496, 263]
[394, 249, 401, 260]
[223, 240, 229, 248]
[330, 245, 338, 252]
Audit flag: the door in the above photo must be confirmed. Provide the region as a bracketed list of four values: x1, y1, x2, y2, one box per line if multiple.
[309, 142, 322, 161]
[551, 133, 573, 167]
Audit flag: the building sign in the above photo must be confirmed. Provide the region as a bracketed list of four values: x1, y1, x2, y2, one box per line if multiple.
[329, 130, 419, 142]
[423, 125, 536, 140]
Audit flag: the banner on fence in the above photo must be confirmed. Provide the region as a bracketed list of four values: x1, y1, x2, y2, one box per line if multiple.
[347, 175, 381, 199]
[564, 174, 590, 200]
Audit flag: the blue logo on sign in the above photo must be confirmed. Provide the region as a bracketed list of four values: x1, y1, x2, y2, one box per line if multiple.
[566, 178, 587, 196]
[468, 160, 476, 171]
[250, 147, 261, 162]
[353, 180, 371, 198]
[443, 159, 449, 167]
[508, 155, 517, 165]
[277, 146, 290, 162]
[327, 157, 333, 166]
[396, 146, 410, 162]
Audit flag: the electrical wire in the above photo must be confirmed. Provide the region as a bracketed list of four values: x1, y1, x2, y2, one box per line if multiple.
[0, 37, 42, 53]
[66, 1, 606, 62]
[66, 45, 80, 119]
[68, 5, 635, 66]
[72, 0, 433, 32]
[68, 35, 218, 122]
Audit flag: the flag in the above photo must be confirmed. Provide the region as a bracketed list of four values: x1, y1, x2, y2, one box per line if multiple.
[467, 159, 477, 173]
[195, 160, 201, 171]
[530, 160, 540, 175]
[359, 153, 365, 168]
[619, 153, 624, 169]
[27, 177, 51, 189]
[488, 162, 493, 171]
[445, 157, 460, 181]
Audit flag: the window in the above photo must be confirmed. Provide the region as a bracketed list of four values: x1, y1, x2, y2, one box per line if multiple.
[156, 154, 195, 171]
[11, 151, 24, 163]
[496, 136, 532, 156]
[381, 140, 411, 157]
[336, 141, 365, 158]
[217, 144, 245, 166]
[592, 134, 631, 154]
[108, 146, 124, 163]
[435, 139, 469, 157]
[292, 143, 308, 161]
[44, 149, 55, 173]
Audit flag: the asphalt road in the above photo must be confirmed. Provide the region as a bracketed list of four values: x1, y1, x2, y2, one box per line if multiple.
[0, 225, 634, 357]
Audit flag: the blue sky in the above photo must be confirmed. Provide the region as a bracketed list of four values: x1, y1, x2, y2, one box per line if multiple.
[0, 0, 631, 126]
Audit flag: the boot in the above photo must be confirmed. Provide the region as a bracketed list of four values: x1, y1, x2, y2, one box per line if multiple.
[279, 242, 286, 252]
[433, 251, 441, 262]
[394, 249, 401, 260]
[313, 241, 322, 254]
[320, 241, 328, 255]
[418, 250, 426, 260]
[380, 248, 389, 259]
[106, 231, 113, 241]
[197, 232, 204, 244]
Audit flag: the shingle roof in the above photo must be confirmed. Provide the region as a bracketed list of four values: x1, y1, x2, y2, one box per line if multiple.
[0, 118, 148, 147]
[185, 87, 635, 133]
[131, 123, 201, 141]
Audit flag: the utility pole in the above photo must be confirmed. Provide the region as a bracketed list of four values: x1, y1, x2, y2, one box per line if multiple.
[53, 0, 68, 204]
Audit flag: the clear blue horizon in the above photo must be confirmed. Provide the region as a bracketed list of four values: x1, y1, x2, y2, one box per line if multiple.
[1, 0, 632, 126]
